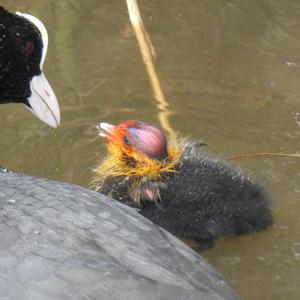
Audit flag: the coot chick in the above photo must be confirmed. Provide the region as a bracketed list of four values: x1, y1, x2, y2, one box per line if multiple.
[93, 120, 273, 249]
[0, 7, 60, 127]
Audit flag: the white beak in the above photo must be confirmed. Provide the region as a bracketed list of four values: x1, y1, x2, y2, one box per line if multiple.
[27, 73, 60, 128]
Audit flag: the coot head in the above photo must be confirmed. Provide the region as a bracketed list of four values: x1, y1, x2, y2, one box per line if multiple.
[0, 7, 60, 127]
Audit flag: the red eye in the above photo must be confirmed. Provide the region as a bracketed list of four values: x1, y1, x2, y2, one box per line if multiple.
[24, 41, 34, 59]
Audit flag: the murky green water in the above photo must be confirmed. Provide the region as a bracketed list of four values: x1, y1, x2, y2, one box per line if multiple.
[1, 1, 300, 299]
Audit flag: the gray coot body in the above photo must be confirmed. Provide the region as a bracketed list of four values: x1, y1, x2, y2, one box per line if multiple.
[0, 171, 240, 300]
[0, 7, 240, 300]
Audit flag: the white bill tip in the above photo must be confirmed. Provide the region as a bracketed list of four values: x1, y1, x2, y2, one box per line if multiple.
[27, 73, 60, 128]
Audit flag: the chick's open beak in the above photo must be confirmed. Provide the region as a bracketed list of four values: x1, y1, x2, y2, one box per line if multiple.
[26, 72, 60, 128]
[97, 122, 116, 142]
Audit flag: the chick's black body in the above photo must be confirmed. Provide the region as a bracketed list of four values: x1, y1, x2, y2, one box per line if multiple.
[99, 143, 273, 249]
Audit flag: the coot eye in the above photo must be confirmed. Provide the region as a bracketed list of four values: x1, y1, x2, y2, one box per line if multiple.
[124, 136, 131, 146]
[24, 41, 34, 59]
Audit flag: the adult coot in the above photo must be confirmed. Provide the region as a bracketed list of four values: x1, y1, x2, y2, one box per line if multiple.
[0, 7, 60, 127]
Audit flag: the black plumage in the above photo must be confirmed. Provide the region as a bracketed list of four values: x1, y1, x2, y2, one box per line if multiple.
[0, 7, 43, 104]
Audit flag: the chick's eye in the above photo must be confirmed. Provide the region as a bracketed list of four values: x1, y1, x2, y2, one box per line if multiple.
[24, 41, 34, 59]
[124, 136, 131, 146]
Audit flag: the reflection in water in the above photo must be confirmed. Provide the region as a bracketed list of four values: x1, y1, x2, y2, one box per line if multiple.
[125, 0, 177, 140]
[1, 1, 300, 299]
